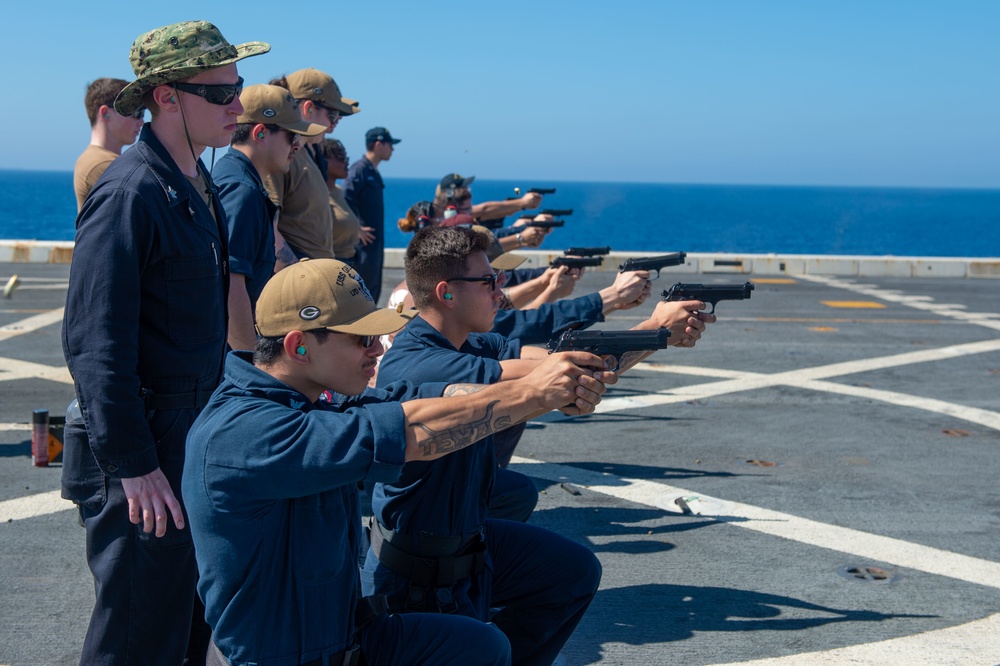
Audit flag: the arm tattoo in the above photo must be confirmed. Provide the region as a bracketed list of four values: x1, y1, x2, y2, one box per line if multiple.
[275, 243, 297, 266]
[412, 400, 513, 456]
[442, 383, 486, 397]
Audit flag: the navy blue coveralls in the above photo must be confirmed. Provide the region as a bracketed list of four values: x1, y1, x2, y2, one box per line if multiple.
[365, 316, 602, 666]
[61, 124, 228, 666]
[213, 149, 278, 310]
[184, 352, 510, 666]
[344, 156, 385, 303]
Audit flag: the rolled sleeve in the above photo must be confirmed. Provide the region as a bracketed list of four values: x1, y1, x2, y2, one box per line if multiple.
[365, 401, 407, 480]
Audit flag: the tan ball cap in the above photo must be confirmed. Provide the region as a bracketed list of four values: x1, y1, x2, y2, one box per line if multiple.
[285, 68, 360, 115]
[237, 84, 327, 136]
[255, 259, 413, 338]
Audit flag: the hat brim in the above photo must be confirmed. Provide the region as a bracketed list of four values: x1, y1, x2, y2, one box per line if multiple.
[491, 252, 527, 271]
[331, 97, 360, 115]
[281, 119, 329, 137]
[114, 40, 271, 116]
[326, 306, 415, 336]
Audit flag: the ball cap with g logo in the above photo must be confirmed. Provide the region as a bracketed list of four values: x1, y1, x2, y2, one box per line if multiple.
[254, 259, 414, 338]
[114, 20, 270, 116]
[237, 84, 327, 136]
[285, 68, 360, 115]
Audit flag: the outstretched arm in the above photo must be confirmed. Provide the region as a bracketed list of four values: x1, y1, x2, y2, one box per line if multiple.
[401, 351, 611, 460]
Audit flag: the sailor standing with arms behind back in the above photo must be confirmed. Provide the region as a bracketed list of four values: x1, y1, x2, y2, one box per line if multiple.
[61, 21, 269, 666]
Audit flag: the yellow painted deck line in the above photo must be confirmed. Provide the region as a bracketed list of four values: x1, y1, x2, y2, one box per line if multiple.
[821, 300, 887, 308]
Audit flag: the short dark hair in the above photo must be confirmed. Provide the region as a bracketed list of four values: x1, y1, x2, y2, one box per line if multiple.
[254, 335, 284, 365]
[231, 123, 283, 146]
[84, 78, 129, 126]
[318, 138, 346, 162]
[405, 226, 490, 308]
[230, 123, 256, 146]
[253, 328, 335, 366]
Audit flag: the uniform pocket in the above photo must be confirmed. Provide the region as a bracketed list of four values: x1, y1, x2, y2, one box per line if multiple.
[60, 420, 106, 509]
[164, 251, 224, 346]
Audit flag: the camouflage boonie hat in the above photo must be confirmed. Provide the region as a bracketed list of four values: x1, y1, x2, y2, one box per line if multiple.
[114, 20, 270, 116]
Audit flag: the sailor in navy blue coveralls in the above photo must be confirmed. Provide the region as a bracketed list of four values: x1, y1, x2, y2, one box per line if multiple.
[366, 316, 602, 666]
[185, 352, 510, 666]
[62, 123, 228, 664]
[182, 257, 609, 665]
[213, 148, 277, 310]
[344, 154, 386, 303]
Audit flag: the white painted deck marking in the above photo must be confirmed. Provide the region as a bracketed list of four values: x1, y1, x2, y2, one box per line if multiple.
[0, 308, 64, 341]
[0, 490, 73, 523]
[0, 423, 28, 432]
[0, 356, 73, 384]
[797, 275, 1000, 332]
[538, 336, 1000, 431]
[707, 612, 1000, 665]
[510, 457, 1000, 590]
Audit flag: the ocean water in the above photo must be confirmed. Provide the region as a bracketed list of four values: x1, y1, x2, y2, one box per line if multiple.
[2, 169, 998, 257]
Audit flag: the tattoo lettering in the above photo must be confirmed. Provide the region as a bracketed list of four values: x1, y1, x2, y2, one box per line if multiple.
[442, 383, 486, 397]
[414, 400, 501, 456]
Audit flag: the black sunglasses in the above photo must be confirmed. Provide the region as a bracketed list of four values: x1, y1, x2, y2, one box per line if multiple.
[446, 273, 499, 291]
[264, 124, 299, 144]
[316, 103, 341, 120]
[171, 76, 244, 106]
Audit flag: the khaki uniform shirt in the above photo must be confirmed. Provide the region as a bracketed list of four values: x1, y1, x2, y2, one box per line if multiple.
[264, 147, 334, 259]
[329, 184, 361, 260]
[73, 144, 118, 212]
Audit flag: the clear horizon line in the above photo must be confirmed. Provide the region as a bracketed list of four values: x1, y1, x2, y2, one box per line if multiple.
[1, 167, 998, 193]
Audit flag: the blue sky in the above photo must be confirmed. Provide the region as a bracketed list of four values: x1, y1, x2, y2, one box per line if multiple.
[2, 1, 997, 188]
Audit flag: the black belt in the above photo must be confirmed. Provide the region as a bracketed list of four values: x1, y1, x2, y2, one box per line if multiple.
[140, 386, 214, 411]
[368, 519, 486, 613]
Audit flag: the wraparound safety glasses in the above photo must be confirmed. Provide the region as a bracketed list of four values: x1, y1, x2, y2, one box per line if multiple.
[446, 272, 500, 291]
[172, 76, 244, 106]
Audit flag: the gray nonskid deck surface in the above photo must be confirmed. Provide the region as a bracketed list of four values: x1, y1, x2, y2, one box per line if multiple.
[2, 263, 999, 665]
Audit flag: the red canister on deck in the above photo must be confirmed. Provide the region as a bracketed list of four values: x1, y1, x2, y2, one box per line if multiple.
[32, 409, 49, 467]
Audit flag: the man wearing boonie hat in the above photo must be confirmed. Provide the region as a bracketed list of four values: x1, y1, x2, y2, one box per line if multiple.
[61, 20, 268, 666]
[182, 258, 611, 666]
[264, 68, 360, 262]
[214, 84, 327, 352]
[344, 126, 402, 305]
